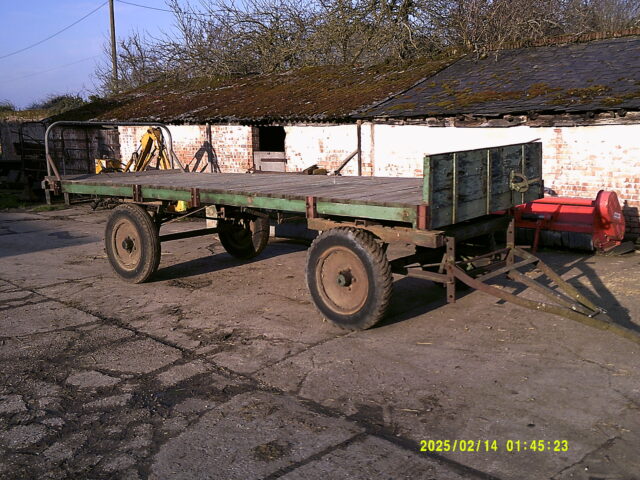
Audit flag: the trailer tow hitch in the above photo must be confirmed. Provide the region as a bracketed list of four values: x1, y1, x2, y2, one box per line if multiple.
[449, 244, 640, 345]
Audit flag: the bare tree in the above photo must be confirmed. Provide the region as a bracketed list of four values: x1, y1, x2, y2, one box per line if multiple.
[428, 0, 567, 55]
[95, 31, 165, 94]
[92, 0, 640, 95]
[562, 0, 640, 33]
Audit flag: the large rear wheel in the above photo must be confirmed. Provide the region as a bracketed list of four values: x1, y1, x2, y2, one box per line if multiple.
[306, 228, 393, 330]
[105, 204, 161, 283]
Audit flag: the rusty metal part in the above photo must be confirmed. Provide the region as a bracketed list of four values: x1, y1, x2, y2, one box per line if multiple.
[111, 217, 142, 271]
[306, 196, 317, 219]
[445, 237, 456, 303]
[509, 171, 542, 193]
[307, 217, 444, 248]
[315, 245, 370, 315]
[416, 204, 429, 230]
[191, 188, 201, 208]
[133, 185, 143, 202]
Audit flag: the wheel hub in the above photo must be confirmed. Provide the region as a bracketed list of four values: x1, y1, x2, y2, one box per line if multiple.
[336, 270, 353, 287]
[121, 236, 135, 253]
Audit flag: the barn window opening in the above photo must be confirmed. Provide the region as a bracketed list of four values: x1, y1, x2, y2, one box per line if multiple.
[258, 126, 285, 152]
[254, 126, 287, 172]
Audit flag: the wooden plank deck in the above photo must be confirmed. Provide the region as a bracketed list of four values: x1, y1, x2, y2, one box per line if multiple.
[60, 171, 424, 208]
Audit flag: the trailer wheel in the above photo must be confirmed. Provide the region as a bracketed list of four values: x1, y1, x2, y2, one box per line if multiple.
[218, 216, 269, 260]
[306, 228, 393, 330]
[105, 204, 161, 283]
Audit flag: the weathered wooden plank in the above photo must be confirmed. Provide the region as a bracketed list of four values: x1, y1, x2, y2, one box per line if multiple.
[427, 143, 542, 228]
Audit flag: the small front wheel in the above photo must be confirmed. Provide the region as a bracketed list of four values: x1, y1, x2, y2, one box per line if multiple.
[306, 228, 393, 330]
[105, 204, 161, 283]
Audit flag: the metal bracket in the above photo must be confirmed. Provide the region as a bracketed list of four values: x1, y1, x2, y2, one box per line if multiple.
[306, 196, 317, 219]
[191, 188, 201, 208]
[133, 185, 143, 202]
[510, 171, 542, 193]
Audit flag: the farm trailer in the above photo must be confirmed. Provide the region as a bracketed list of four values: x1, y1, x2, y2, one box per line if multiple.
[42, 124, 640, 344]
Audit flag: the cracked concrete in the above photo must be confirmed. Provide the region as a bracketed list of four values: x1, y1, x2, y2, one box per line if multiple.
[0, 205, 639, 479]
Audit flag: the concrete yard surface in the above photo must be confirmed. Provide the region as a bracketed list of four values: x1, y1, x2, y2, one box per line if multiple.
[0, 205, 639, 480]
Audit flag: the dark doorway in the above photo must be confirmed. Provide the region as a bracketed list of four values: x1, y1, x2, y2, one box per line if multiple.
[257, 126, 285, 152]
[254, 126, 287, 172]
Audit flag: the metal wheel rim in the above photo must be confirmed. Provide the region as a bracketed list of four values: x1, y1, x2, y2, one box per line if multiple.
[112, 218, 141, 271]
[316, 246, 369, 315]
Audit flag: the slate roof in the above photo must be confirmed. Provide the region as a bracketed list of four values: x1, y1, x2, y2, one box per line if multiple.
[359, 36, 640, 119]
[51, 60, 452, 124]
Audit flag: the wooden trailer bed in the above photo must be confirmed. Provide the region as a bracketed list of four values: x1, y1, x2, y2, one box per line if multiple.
[54, 170, 425, 225]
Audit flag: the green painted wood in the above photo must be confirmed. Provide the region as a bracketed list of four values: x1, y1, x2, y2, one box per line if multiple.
[316, 201, 416, 223]
[423, 155, 432, 204]
[199, 191, 307, 213]
[143, 188, 192, 202]
[61, 179, 414, 224]
[62, 184, 133, 197]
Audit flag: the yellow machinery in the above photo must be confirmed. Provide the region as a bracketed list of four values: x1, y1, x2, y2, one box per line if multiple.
[123, 127, 172, 172]
[95, 158, 122, 174]
[95, 127, 188, 211]
[95, 127, 172, 174]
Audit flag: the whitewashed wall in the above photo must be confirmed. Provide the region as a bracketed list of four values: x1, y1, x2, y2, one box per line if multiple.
[365, 125, 538, 176]
[284, 125, 360, 175]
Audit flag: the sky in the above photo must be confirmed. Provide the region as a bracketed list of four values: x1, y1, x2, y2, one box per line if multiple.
[0, 0, 187, 108]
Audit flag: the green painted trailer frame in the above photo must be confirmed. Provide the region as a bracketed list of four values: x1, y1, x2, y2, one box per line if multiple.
[57, 180, 418, 225]
[41, 127, 640, 343]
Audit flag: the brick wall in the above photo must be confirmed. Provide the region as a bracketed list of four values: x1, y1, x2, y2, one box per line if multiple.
[118, 125, 253, 173]
[539, 125, 640, 237]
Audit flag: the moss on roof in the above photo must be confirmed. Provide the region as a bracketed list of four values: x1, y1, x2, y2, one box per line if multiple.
[0, 109, 50, 121]
[361, 35, 640, 118]
[54, 59, 454, 124]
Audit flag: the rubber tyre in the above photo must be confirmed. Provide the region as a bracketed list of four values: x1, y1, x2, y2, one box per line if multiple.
[306, 228, 393, 330]
[105, 204, 161, 283]
[218, 216, 269, 260]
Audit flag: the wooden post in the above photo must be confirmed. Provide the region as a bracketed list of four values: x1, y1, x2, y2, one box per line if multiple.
[108, 0, 118, 92]
[356, 120, 362, 176]
[445, 236, 456, 304]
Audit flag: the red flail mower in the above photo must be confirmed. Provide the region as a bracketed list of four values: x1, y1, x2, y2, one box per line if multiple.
[514, 190, 632, 254]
